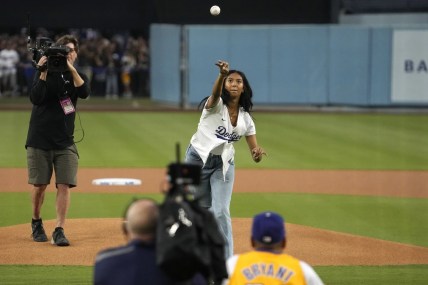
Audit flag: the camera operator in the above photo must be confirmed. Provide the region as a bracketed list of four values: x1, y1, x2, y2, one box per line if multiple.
[94, 198, 208, 285]
[25, 34, 90, 246]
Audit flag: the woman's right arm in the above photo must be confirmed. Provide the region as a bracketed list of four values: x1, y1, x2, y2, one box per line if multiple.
[206, 60, 229, 109]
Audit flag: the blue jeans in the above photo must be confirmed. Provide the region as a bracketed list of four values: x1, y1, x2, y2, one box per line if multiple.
[185, 145, 234, 258]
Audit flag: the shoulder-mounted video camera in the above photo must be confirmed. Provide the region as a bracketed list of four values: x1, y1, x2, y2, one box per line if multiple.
[168, 163, 201, 188]
[29, 37, 70, 73]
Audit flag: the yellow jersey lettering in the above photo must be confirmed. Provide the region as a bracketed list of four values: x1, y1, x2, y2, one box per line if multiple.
[283, 270, 294, 282]
[251, 264, 261, 277]
[241, 263, 295, 282]
[242, 268, 254, 280]
[229, 252, 305, 285]
[275, 266, 287, 279]
[266, 264, 275, 277]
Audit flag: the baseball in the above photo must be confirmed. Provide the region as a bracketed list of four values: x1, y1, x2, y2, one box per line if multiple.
[210, 5, 221, 16]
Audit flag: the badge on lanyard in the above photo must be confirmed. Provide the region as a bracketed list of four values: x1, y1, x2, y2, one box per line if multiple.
[59, 73, 75, 115]
[60, 97, 75, 115]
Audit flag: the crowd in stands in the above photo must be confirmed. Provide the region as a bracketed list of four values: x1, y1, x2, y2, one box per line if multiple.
[0, 28, 150, 98]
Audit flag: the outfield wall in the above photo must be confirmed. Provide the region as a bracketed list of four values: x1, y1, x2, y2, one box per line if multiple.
[150, 24, 428, 107]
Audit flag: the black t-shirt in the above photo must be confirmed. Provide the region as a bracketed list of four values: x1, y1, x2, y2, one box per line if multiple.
[25, 70, 90, 150]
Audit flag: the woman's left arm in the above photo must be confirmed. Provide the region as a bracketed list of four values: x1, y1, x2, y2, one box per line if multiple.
[245, 135, 266, 163]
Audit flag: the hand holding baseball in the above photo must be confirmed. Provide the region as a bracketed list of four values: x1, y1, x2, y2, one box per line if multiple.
[252, 147, 267, 163]
[215, 60, 229, 76]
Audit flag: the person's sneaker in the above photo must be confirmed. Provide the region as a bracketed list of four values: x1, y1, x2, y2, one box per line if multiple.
[31, 218, 48, 242]
[51, 227, 70, 246]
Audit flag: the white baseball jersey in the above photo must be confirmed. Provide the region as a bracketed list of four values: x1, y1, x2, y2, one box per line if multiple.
[190, 98, 256, 178]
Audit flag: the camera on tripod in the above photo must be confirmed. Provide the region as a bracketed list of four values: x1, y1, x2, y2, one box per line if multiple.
[29, 37, 70, 73]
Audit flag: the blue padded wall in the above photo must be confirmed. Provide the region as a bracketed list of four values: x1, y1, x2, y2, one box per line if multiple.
[150, 23, 425, 107]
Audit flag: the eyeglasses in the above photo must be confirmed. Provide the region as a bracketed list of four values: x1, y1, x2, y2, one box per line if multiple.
[68, 47, 77, 53]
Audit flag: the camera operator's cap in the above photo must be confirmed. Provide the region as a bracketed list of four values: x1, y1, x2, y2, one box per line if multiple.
[251, 211, 285, 245]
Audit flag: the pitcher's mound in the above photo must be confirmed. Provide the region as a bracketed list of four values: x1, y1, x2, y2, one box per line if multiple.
[1, 218, 428, 266]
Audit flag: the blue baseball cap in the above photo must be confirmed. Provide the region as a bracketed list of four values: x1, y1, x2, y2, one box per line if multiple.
[251, 211, 286, 245]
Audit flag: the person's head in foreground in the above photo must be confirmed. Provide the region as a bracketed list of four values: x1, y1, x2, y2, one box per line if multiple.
[122, 198, 159, 241]
[251, 211, 286, 252]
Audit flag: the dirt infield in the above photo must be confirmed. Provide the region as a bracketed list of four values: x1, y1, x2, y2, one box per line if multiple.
[1, 168, 428, 266]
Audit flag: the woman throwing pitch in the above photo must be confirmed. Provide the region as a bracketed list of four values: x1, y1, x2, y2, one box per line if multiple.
[185, 60, 266, 258]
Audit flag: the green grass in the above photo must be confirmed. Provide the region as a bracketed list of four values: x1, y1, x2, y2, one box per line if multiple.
[0, 193, 164, 227]
[1, 264, 428, 285]
[315, 265, 428, 285]
[0, 265, 92, 285]
[256, 113, 428, 170]
[1, 109, 427, 284]
[231, 193, 428, 247]
[2, 192, 427, 247]
[1, 111, 428, 169]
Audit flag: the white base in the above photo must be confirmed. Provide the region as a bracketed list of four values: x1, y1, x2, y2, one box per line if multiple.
[92, 178, 142, 186]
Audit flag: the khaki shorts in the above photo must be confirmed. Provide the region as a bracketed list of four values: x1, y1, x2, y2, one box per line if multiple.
[27, 145, 79, 188]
